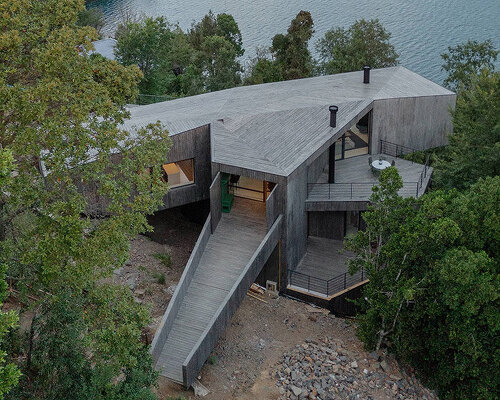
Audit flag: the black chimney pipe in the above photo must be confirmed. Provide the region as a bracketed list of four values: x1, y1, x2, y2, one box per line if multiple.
[329, 105, 338, 128]
[363, 66, 371, 84]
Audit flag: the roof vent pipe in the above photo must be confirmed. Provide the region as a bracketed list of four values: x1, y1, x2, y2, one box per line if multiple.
[363, 66, 371, 84]
[329, 105, 338, 128]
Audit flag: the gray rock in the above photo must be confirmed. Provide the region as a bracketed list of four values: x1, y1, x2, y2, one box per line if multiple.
[380, 360, 389, 372]
[191, 379, 209, 397]
[290, 385, 303, 396]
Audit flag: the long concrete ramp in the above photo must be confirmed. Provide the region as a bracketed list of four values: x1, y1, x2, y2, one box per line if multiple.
[150, 198, 282, 387]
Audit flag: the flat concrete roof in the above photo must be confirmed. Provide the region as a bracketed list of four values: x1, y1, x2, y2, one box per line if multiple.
[123, 67, 454, 176]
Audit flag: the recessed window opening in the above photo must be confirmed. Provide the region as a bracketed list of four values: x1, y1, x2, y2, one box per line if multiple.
[161, 159, 195, 188]
[334, 111, 371, 160]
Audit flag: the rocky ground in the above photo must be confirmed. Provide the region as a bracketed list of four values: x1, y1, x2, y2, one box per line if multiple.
[110, 207, 437, 400]
[273, 337, 437, 400]
[154, 293, 437, 400]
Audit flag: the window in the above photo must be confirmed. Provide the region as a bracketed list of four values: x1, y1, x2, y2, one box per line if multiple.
[161, 159, 194, 188]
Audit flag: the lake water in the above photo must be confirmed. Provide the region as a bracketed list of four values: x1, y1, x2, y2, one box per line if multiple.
[89, 0, 500, 84]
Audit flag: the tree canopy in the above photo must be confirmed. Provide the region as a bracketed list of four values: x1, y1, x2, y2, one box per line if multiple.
[316, 19, 398, 74]
[434, 70, 500, 190]
[0, 0, 170, 397]
[270, 10, 314, 80]
[441, 39, 499, 92]
[346, 170, 500, 399]
[114, 11, 244, 97]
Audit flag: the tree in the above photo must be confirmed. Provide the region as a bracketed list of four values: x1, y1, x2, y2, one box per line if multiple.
[346, 173, 500, 399]
[199, 35, 242, 91]
[270, 10, 314, 80]
[434, 70, 500, 190]
[244, 48, 283, 85]
[76, 7, 105, 37]
[0, 263, 21, 400]
[345, 167, 419, 350]
[316, 19, 398, 75]
[188, 11, 244, 57]
[441, 39, 498, 92]
[188, 11, 244, 91]
[115, 16, 180, 95]
[0, 150, 20, 399]
[1, 0, 170, 397]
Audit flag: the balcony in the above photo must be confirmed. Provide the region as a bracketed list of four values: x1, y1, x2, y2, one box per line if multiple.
[306, 153, 431, 210]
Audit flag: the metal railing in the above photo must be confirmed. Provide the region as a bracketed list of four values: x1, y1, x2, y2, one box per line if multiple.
[307, 181, 421, 200]
[288, 268, 366, 297]
[379, 139, 416, 159]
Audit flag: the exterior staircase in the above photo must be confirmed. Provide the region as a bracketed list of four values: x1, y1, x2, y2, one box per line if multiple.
[150, 198, 282, 387]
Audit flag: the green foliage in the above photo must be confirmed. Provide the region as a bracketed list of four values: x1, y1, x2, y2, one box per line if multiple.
[115, 16, 183, 95]
[346, 173, 500, 399]
[0, 0, 170, 397]
[76, 7, 105, 36]
[207, 355, 217, 365]
[115, 11, 244, 96]
[270, 10, 314, 80]
[316, 19, 398, 75]
[434, 70, 500, 190]
[11, 289, 157, 400]
[401, 146, 446, 166]
[155, 273, 166, 285]
[188, 11, 244, 57]
[441, 39, 498, 92]
[188, 11, 243, 91]
[153, 252, 171, 268]
[0, 264, 21, 400]
[244, 53, 283, 85]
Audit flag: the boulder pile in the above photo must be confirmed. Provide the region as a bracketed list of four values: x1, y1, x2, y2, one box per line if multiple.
[272, 337, 437, 400]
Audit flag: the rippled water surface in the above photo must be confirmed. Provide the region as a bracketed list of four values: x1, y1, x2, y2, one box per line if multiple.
[89, 0, 500, 83]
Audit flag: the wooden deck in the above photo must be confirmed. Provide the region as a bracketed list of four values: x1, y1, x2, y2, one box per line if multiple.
[156, 198, 266, 383]
[307, 154, 432, 203]
[288, 237, 365, 299]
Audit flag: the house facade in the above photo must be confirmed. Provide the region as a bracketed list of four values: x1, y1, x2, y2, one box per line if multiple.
[120, 67, 455, 386]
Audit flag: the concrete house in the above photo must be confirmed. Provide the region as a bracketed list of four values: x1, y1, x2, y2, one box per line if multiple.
[120, 67, 455, 387]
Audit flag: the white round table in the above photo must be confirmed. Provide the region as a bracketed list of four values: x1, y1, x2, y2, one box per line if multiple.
[371, 159, 391, 171]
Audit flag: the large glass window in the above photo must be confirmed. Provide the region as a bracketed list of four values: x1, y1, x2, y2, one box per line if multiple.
[334, 112, 370, 160]
[161, 159, 195, 188]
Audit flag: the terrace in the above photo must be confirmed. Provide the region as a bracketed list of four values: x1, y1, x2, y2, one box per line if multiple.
[306, 145, 432, 210]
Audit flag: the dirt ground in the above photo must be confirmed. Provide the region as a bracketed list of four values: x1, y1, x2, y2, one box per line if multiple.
[112, 209, 202, 319]
[154, 294, 360, 400]
[118, 208, 434, 400]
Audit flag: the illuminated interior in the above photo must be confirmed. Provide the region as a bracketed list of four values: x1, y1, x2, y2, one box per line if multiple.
[161, 159, 195, 188]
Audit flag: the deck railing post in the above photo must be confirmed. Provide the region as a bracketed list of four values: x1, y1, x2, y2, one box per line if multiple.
[326, 280, 329, 295]
[350, 184, 353, 199]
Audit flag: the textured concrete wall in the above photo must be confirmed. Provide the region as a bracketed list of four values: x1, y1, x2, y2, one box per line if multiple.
[159, 125, 212, 210]
[371, 95, 456, 154]
[182, 215, 283, 387]
[150, 215, 212, 362]
[209, 172, 221, 233]
[308, 211, 345, 240]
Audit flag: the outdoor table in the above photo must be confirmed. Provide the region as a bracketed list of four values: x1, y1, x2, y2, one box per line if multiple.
[371, 159, 391, 171]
